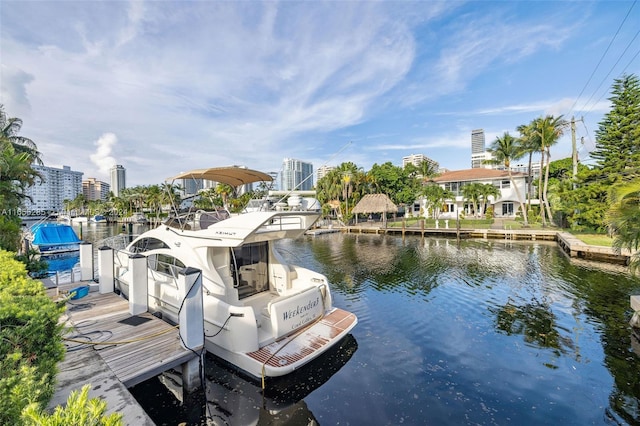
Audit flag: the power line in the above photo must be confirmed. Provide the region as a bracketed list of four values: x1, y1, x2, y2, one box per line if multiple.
[568, 0, 637, 117]
[581, 27, 640, 118]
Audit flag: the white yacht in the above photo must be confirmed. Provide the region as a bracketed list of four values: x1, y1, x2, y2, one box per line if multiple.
[113, 166, 357, 380]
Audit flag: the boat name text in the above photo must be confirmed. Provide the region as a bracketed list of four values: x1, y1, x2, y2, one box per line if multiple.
[282, 296, 320, 322]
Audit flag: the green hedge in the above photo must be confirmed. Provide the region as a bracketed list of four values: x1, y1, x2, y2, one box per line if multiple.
[0, 250, 66, 425]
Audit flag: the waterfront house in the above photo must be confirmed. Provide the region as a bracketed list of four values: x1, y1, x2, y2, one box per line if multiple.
[418, 168, 535, 219]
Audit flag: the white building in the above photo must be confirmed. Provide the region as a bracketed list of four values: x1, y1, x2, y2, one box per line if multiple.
[423, 168, 535, 219]
[23, 165, 83, 213]
[471, 151, 495, 169]
[110, 164, 126, 196]
[471, 129, 485, 168]
[281, 158, 313, 191]
[402, 153, 439, 171]
[317, 165, 336, 182]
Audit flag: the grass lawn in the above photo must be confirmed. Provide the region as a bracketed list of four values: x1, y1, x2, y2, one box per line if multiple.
[569, 233, 614, 247]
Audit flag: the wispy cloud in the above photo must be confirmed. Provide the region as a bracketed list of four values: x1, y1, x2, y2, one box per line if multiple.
[0, 1, 633, 184]
[89, 133, 119, 179]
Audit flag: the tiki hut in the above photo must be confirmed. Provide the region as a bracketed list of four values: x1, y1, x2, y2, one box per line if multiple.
[351, 194, 398, 226]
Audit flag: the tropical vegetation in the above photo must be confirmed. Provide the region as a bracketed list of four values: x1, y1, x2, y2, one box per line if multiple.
[0, 105, 41, 252]
[22, 385, 123, 426]
[0, 250, 65, 425]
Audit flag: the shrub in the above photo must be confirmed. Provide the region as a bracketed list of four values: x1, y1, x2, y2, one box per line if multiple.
[21, 385, 123, 426]
[0, 250, 66, 425]
[485, 206, 494, 219]
[14, 249, 49, 278]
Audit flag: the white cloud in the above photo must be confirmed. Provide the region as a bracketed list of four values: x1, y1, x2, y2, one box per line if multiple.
[89, 133, 118, 179]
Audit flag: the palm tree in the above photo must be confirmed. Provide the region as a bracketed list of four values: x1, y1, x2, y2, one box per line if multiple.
[462, 182, 483, 217]
[341, 171, 354, 218]
[606, 180, 640, 272]
[419, 160, 438, 181]
[0, 105, 43, 165]
[478, 183, 501, 218]
[487, 132, 528, 226]
[406, 160, 438, 184]
[421, 183, 453, 219]
[145, 185, 163, 219]
[0, 141, 39, 208]
[532, 115, 568, 226]
[517, 122, 539, 213]
[215, 183, 235, 209]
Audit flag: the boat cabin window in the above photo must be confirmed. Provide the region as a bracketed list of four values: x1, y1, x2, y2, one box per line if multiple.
[130, 237, 170, 253]
[148, 254, 185, 279]
[231, 242, 269, 299]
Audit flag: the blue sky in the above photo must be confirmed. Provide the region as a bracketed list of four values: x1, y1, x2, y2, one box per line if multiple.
[1, 1, 639, 187]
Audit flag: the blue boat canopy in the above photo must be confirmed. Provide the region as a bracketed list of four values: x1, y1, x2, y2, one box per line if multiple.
[31, 224, 81, 246]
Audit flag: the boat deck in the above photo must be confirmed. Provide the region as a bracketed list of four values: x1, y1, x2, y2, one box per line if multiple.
[247, 308, 356, 369]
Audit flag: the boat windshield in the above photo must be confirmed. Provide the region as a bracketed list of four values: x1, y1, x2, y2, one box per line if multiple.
[130, 237, 170, 253]
[164, 209, 231, 231]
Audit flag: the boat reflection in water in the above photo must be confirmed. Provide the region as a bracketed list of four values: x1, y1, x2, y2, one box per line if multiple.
[133, 334, 357, 425]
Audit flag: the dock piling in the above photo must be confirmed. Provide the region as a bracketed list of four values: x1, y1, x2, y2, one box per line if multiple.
[79, 242, 93, 281]
[129, 254, 148, 316]
[98, 246, 115, 294]
[178, 267, 204, 392]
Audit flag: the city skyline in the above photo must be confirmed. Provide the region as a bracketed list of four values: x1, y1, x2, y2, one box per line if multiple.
[2, 1, 638, 186]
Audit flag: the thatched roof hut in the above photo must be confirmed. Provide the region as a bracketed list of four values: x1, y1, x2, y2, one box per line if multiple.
[351, 194, 397, 225]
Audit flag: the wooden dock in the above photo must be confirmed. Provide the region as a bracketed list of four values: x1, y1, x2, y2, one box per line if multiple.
[49, 288, 198, 424]
[61, 290, 197, 387]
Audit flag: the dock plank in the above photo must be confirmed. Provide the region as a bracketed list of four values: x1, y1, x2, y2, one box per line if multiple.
[62, 290, 197, 388]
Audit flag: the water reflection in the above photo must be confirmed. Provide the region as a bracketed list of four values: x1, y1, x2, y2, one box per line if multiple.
[206, 334, 357, 425]
[106, 230, 640, 424]
[131, 335, 357, 425]
[283, 233, 640, 424]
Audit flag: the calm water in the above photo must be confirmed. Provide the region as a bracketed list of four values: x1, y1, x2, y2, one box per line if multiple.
[76, 225, 640, 425]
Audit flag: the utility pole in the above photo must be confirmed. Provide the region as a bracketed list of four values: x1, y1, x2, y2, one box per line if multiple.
[571, 116, 577, 188]
[571, 116, 583, 189]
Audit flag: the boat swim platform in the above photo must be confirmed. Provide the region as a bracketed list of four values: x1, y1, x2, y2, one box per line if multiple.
[50, 287, 197, 424]
[247, 308, 357, 370]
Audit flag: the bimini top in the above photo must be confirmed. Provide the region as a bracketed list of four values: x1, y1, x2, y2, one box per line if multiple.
[167, 166, 273, 187]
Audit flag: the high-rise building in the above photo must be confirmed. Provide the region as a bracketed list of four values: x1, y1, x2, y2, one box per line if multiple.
[281, 158, 313, 191]
[471, 129, 485, 168]
[181, 178, 204, 196]
[402, 154, 439, 171]
[110, 164, 126, 196]
[316, 165, 336, 181]
[22, 165, 83, 213]
[83, 178, 110, 201]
